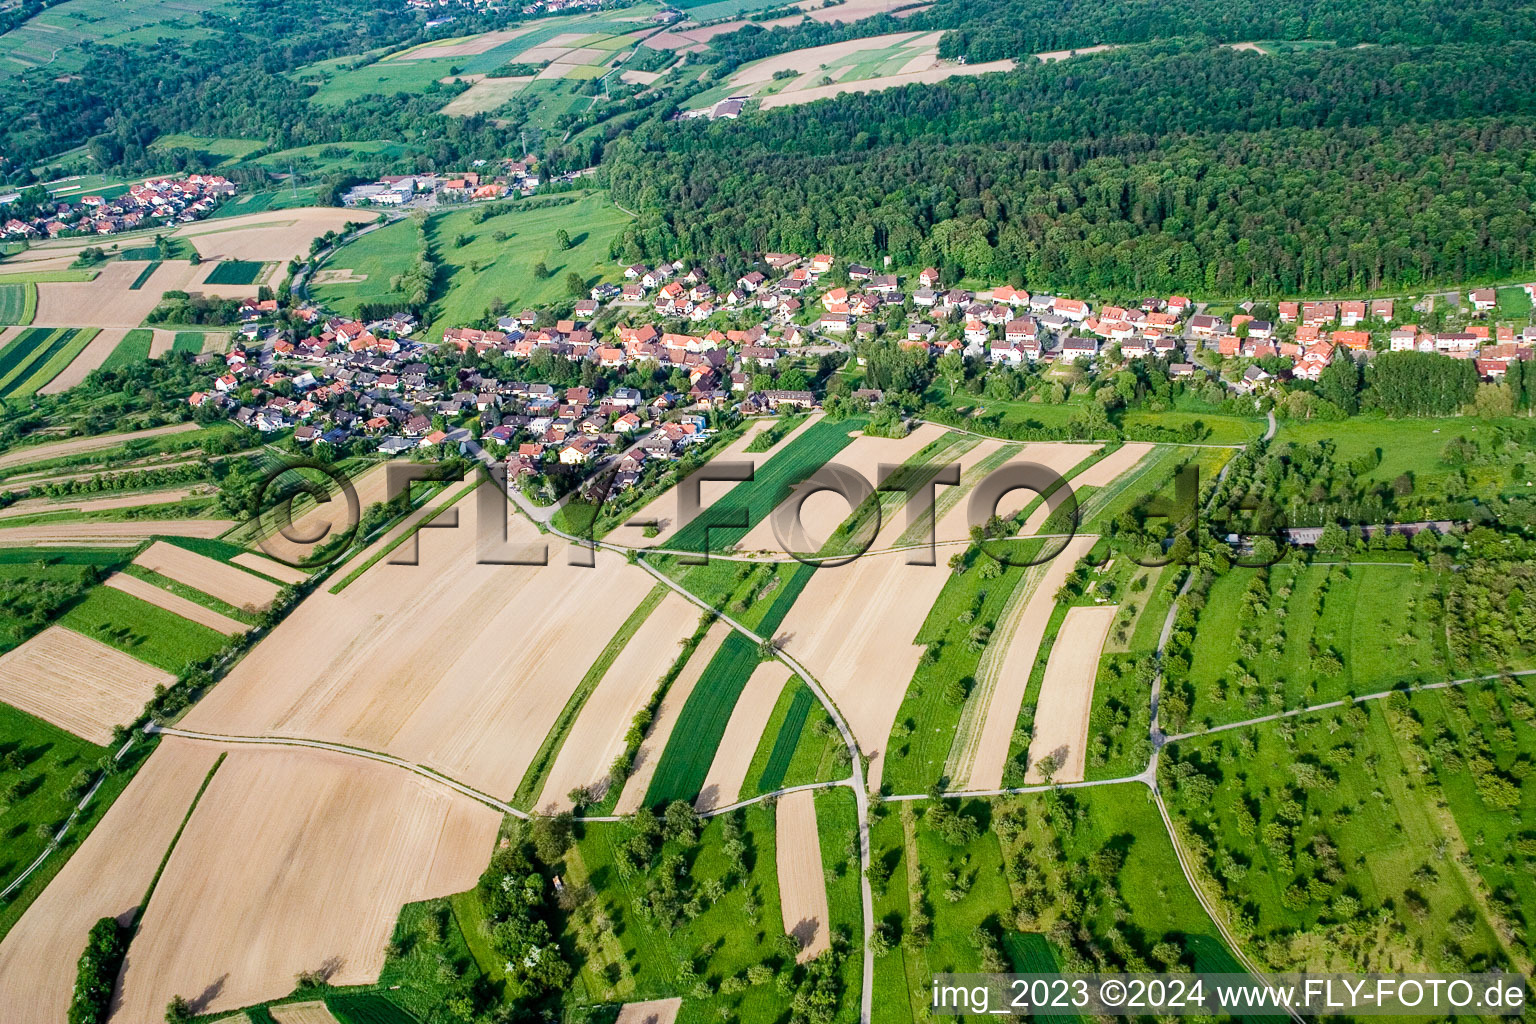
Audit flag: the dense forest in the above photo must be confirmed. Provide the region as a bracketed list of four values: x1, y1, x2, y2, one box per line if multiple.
[706, 0, 1536, 68]
[606, 42, 1536, 295]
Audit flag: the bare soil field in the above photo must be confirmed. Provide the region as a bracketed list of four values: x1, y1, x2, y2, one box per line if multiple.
[135, 540, 282, 613]
[777, 551, 952, 786]
[0, 422, 198, 472]
[0, 518, 233, 544]
[31, 261, 209, 328]
[957, 534, 1097, 790]
[147, 329, 176, 357]
[1069, 442, 1153, 488]
[174, 208, 361, 267]
[606, 415, 821, 548]
[230, 551, 311, 584]
[734, 422, 947, 555]
[183, 497, 659, 798]
[0, 485, 201, 520]
[620, 68, 662, 85]
[1024, 604, 1117, 783]
[793, 0, 931, 20]
[0, 739, 224, 1024]
[693, 660, 791, 811]
[731, 31, 930, 87]
[0, 625, 174, 743]
[615, 620, 732, 814]
[615, 998, 682, 1024]
[252, 461, 391, 565]
[910, 438, 1006, 546]
[269, 1001, 342, 1024]
[38, 326, 125, 393]
[775, 789, 831, 961]
[393, 26, 536, 59]
[934, 443, 1096, 542]
[104, 571, 247, 634]
[114, 746, 500, 1019]
[539, 590, 699, 811]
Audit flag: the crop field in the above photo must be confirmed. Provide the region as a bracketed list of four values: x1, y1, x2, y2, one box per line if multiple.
[1023, 604, 1117, 782]
[203, 259, 269, 285]
[312, 193, 631, 333]
[0, 282, 35, 325]
[114, 746, 500, 1019]
[0, 623, 175, 743]
[135, 540, 283, 612]
[1162, 700, 1507, 972]
[0, 738, 223, 1022]
[184, 498, 659, 800]
[614, 620, 732, 814]
[58, 584, 228, 675]
[668, 416, 862, 552]
[208, 187, 324, 217]
[535, 588, 696, 811]
[1183, 562, 1446, 728]
[0, 0, 231, 78]
[99, 327, 154, 370]
[733, 423, 948, 555]
[694, 660, 792, 810]
[742, 678, 844, 795]
[171, 331, 207, 353]
[0, 327, 99, 398]
[878, 551, 1038, 795]
[644, 631, 765, 805]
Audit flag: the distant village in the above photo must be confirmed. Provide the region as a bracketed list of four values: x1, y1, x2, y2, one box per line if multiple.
[1, 175, 237, 240]
[188, 245, 1536, 501]
[341, 160, 543, 208]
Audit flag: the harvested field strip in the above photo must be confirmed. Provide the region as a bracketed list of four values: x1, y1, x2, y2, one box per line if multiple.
[0, 624, 175, 743]
[230, 550, 310, 584]
[38, 326, 124, 394]
[104, 571, 247, 634]
[326, 480, 474, 593]
[667, 415, 861, 552]
[776, 789, 831, 961]
[514, 583, 670, 808]
[756, 684, 814, 793]
[126, 559, 260, 620]
[136, 539, 282, 612]
[0, 422, 199, 473]
[895, 440, 1022, 547]
[113, 747, 502, 1019]
[1024, 604, 1117, 783]
[644, 631, 763, 805]
[0, 519, 234, 543]
[614, 619, 732, 814]
[0, 739, 224, 1024]
[0, 282, 35, 325]
[538, 589, 700, 811]
[127, 261, 161, 289]
[693, 659, 791, 811]
[100, 328, 154, 370]
[958, 535, 1098, 789]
